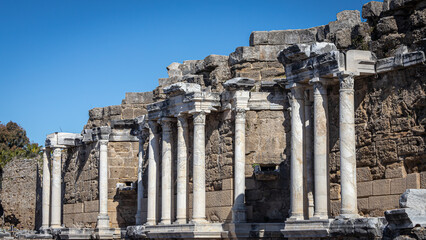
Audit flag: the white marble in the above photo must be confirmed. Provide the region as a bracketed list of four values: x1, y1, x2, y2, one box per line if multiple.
[339, 74, 359, 218]
[191, 111, 207, 223]
[175, 116, 188, 224]
[304, 90, 314, 219]
[50, 147, 63, 229]
[160, 118, 173, 225]
[97, 140, 110, 229]
[41, 148, 51, 230]
[312, 81, 329, 219]
[232, 109, 247, 223]
[147, 121, 160, 225]
[288, 85, 305, 220]
[135, 137, 145, 225]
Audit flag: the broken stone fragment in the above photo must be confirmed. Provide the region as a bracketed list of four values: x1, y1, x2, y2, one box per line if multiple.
[167, 62, 182, 78]
[203, 55, 228, 70]
[362, 1, 383, 19]
[327, 10, 361, 34]
[162, 82, 201, 96]
[277, 44, 311, 64]
[222, 77, 255, 91]
[399, 189, 426, 210]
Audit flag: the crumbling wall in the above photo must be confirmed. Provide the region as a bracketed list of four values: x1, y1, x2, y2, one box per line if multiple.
[0, 159, 41, 230]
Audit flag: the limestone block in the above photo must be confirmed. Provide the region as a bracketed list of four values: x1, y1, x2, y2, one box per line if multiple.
[122, 108, 134, 119]
[372, 179, 391, 195]
[124, 92, 154, 104]
[358, 181, 373, 197]
[206, 190, 233, 207]
[406, 173, 420, 189]
[328, 10, 361, 34]
[335, 28, 352, 48]
[222, 178, 233, 190]
[206, 206, 232, 222]
[107, 199, 120, 212]
[84, 200, 99, 213]
[229, 46, 260, 65]
[260, 68, 284, 79]
[368, 195, 400, 211]
[357, 167, 373, 182]
[421, 172, 426, 189]
[358, 198, 369, 212]
[268, 30, 299, 45]
[258, 45, 286, 61]
[376, 140, 398, 164]
[385, 208, 426, 229]
[277, 44, 311, 64]
[385, 163, 407, 179]
[249, 31, 268, 46]
[362, 1, 383, 19]
[390, 178, 407, 195]
[330, 200, 341, 217]
[63, 213, 75, 227]
[223, 77, 255, 91]
[400, 189, 426, 210]
[203, 55, 228, 69]
[89, 107, 104, 120]
[163, 82, 201, 96]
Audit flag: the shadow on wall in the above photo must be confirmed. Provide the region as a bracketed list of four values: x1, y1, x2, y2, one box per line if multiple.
[113, 188, 137, 228]
[34, 163, 42, 230]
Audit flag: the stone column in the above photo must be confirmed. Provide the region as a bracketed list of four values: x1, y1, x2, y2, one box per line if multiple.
[50, 147, 63, 229]
[41, 148, 51, 230]
[304, 90, 314, 219]
[339, 73, 359, 218]
[160, 118, 173, 225]
[191, 111, 207, 223]
[97, 139, 110, 229]
[232, 109, 247, 223]
[147, 121, 160, 225]
[288, 84, 305, 220]
[175, 116, 188, 224]
[135, 135, 145, 225]
[312, 81, 329, 219]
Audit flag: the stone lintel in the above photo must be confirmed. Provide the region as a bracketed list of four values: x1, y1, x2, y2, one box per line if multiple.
[93, 126, 111, 141]
[345, 50, 377, 76]
[82, 129, 94, 143]
[376, 51, 425, 74]
[45, 132, 82, 148]
[163, 82, 201, 97]
[248, 92, 286, 110]
[223, 77, 255, 91]
[110, 119, 137, 129]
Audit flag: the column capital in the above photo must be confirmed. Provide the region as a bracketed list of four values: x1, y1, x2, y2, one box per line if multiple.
[177, 114, 189, 128]
[287, 83, 307, 100]
[234, 108, 246, 120]
[52, 147, 64, 156]
[338, 72, 355, 90]
[192, 111, 206, 125]
[99, 139, 108, 146]
[158, 117, 174, 132]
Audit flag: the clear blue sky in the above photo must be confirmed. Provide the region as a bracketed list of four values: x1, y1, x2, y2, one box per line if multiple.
[0, 0, 371, 146]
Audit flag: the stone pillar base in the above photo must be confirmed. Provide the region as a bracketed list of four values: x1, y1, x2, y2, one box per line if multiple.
[282, 219, 332, 239]
[174, 219, 187, 225]
[232, 204, 247, 223]
[337, 213, 360, 219]
[93, 227, 118, 240]
[96, 214, 110, 229]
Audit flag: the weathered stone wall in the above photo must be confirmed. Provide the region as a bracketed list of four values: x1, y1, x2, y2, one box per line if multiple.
[0, 159, 41, 230]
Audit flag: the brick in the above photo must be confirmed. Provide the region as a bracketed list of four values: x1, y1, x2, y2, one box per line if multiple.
[357, 181, 372, 197]
[406, 173, 420, 189]
[368, 195, 399, 211]
[206, 190, 233, 207]
[222, 178, 233, 190]
[357, 167, 373, 182]
[421, 172, 426, 189]
[390, 178, 406, 195]
[206, 206, 232, 222]
[84, 200, 99, 213]
[358, 198, 369, 211]
[372, 179, 391, 196]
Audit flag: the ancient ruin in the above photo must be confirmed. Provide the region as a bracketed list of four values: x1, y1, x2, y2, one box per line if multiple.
[1, 0, 425, 239]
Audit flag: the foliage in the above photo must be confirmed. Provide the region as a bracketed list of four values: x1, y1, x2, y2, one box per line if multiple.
[0, 121, 42, 169]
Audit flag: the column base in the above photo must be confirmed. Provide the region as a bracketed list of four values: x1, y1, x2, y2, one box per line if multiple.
[145, 220, 157, 226]
[311, 213, 329, 220]
[287, 213, 304, 221]
[174, 219, 187, 225]
[190, 218, 208, 224]
[135, 213, 142, 225]
[96, 214, 110, 229]
[159, 219, 172, 225]
[338, 213, 360, 219]
[93, 227, 116, 240]
[232, 204, 247, 223]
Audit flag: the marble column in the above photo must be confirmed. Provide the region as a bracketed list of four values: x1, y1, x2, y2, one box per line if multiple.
[191, 111, 207, 223]
[288, 85, 305, 220]
[160, 118, 173, 225]
[232, 109, 247, 223]
[175, 116, 188, 224]
[135, 135, 145, 225]
[312, 81, 329, 219]
[41, 148, 51, 230]
[339, 73, 359, 218]
[97, 140, 110, 229]
[304, 90, 314, 219]
[50, 147, 63, 229]
[147, 121, 160, 225]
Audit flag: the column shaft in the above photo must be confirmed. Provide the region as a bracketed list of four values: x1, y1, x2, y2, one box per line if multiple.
[304, 91, 314, 219]
[289, 86, 305, 220]
[192, 112, 207, 223]
[50, 147, 62, 229]
[339, 74, 358, 218]
[147, 121, 159, 225]
[135, 137, 145, 225]
[233, 109, 247, 223]
[97, 140, 110, 229]
[175, 116, 188, 224]
[313, 82, 329, 219]
[160, 119, 173, 225]
[41, 148, 51, 229]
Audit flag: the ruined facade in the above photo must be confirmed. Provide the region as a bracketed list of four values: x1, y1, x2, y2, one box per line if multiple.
[10, 0, 426, 239]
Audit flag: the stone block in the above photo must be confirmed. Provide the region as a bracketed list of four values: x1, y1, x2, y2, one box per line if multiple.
[89, 107, 103, 120]
[250, 31, 268, 46]
[399, 189, 426, 210]
[362, 1, 383, 19]
[385, 164, 407, 179]
[421, 172, 426, 189]
[63, 213, 75, 227]
[390, 178, 406, 195]
[268, 30, 299, 45]
[357, 181, 373, 197]
[357, 167, 373, 182]
[222, 178, 233, 190]
[245, 178, 256, 190]
[229, 46, 260, 65]
[206, 206, 232, 222]
[223, 77, 255, 91]
[368, 195, 400, 211]
[330, 200, 341, 217]
[84, 200, 99, 213]
[163, 82, 201, 96]
[206, 190, 233, 207]
[203, 55, 228, 69]
[124, 92, 154, 104]
[406, 173, 420, 189]
[376, 16, 398, 35]
[358, 198, 369, 212]
[330, 184, 341, 200]
[122, 108, 134, 119]
[372, 179, 391, 196]
[64, 203, 84, 214]
[109, 167, 137, 179]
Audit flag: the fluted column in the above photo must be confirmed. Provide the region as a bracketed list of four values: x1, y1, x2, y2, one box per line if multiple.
[135, 134, 146, 225]
[288, 84, 305, 220]
[97, 139, 110, 229]
[50, 147, 63, 229]
[312, 81, 329, 219]
[232, 109, 247, 223]
[339, 73, 359, 218]
[41, 148, 51, 230]
[304, 90, 314, 219]
[147, 121, 160, 225]
[175, 116, 189, 224]
[160, 118, 173, 225]
[191, 111, 207, 223]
